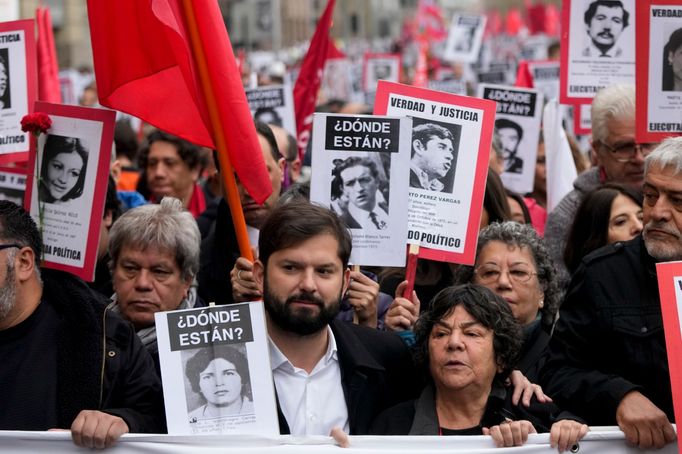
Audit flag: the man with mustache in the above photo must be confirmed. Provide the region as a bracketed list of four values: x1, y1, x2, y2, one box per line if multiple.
[251, 200, 419, 435]
[581, 0, 629, 58]
[541, 138, 682, 449]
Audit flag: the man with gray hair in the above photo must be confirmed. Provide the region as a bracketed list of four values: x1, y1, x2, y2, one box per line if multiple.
[545, 84, 657, 288]
[541, 137, 682, 449]
[109, 197, 203, 368]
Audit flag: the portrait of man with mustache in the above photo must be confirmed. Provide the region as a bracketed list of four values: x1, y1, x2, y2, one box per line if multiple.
[581, 0, 629, 58]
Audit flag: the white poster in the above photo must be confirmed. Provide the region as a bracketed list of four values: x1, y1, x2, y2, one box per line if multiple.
[246, 83, 297, 138]
[0, 166, 24, 205]
[443, 14, 487, 64]
[528, 60, 560, 102]
[363, 53, 401, 92]
[155, 302, 279, 436]
[310, 113, 411, 267]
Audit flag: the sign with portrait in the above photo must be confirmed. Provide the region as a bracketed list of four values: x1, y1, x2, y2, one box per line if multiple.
[24, 102, 115, 281]
[560, 0, 636, 104]
[245, 83, 296, 138]
[0, 19, 36, 163]
[362, 53, 401, 92]
[636, 1, 682, 143]
[478, 84, 544, 194]
[528, 60, 561, 102]
[443, 14, 487, 64]
[574, 102, 593, 135]
[0, 165, 25, 206]
[374, 81, 496, 265]
[655, 261, 682, 448]
[155, 302, 279, 435]
[310, 113, 411, 267]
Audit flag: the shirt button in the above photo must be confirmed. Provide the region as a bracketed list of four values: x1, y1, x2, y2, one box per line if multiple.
[641, 327, 648, 333]
[309, 414, 316, 421]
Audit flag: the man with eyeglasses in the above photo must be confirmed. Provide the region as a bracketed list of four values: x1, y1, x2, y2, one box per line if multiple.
[541, 138, 682, 450]
[0, 201, 165, 448]
[545, 84, 654, 290]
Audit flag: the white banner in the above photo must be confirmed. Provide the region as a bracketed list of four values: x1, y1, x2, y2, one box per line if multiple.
[0, 428, 677, 453]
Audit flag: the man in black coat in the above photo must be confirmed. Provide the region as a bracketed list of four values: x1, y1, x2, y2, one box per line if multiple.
[0, 201, 164, 448]
[251, 200, 420, 435]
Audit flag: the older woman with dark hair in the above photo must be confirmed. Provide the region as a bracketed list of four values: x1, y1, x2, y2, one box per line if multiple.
[371, 284, 587, 451]
[39, 134, 88, 203]
[564, 183, 642, 274]
[663, 27, 682, 91]
[453, 222, 559, 382]
[185, 344, 253, 421]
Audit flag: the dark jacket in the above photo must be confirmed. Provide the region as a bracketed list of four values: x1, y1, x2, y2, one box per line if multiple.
[277, 319, 422, 435]
[370, 381, 580, 435]
[43, 269, 166, 433]
[517, 318, 551, 384]
[540, 236, 673, 425]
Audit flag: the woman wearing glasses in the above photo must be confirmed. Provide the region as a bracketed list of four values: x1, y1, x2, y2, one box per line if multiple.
[453, 222, 559, 383]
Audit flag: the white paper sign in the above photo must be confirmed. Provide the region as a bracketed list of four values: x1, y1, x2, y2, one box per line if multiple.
[443, 14, 487, 64]
[246, 84, 297, 138]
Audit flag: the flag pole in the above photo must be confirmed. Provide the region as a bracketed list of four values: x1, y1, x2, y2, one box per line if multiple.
[180, 0, 256, 262]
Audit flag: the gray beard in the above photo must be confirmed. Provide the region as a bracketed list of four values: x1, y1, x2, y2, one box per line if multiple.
[0, 260, 16, 322]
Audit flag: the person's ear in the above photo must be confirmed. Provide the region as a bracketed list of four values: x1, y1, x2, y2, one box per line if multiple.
[341, 267, 351, 295]
[110, 160, 122, 184]
[103, 209, 114, 229]
[413, 139, 425, 155]
[669, 51, 674, 66]
[277, 157, 286, 183]
[253, 260, 265, 288]
[14, 246, 36, 282]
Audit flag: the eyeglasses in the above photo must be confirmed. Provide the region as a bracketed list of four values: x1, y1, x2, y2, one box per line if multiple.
[601, 141, 657, 163]
[474, 264, 537, 285]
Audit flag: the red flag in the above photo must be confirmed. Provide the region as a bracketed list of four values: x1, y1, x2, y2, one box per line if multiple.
[514, 61, 534, 88]
[415, 0, 447, 42]
[87, 0, 271, 204]
[527, 3, 547, 35]
[327, 40, 346, 60]
[293, 0, 336, 161]
[36, 7, 61, 104]
[413, 41, 429, 88]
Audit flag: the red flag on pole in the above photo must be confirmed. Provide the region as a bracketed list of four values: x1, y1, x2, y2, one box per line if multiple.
[514, 61, 534, 88]
[36, 7, 61, 104]
[293, 0, 336, 161]
[87, 0, 271, 205]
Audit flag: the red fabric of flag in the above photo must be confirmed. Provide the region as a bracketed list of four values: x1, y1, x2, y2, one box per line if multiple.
[87, 0, 271, 204]
[293, 0, 336, 160]
[514, 61, 534, 88]
[36, 7, 62, 104]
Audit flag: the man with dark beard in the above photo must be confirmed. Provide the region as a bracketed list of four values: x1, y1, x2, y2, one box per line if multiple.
[0, 201, 164, 448]
[541, 137, 682, 449]
[251, 200, 419, 435]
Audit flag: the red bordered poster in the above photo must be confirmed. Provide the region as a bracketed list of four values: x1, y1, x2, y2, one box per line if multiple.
[374, 81, 495, 265]
[559, 0, 636, 104]
[24, 102, 115, 281]
[0, 165, 27, 206]
[574, 102, 592, 135]
[655, 261, 682, 451]
[362, 53, 401, 92]
[0, 19, 37, 164]
[636, 0, 682, 143]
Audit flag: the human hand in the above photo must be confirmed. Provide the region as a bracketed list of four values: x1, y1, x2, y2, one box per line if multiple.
[616, 391, 676, 449]
[70, 410, 129, 449]
[550, 419, 589, 452]
[346, 270, 379, 328]
[483, 420, 537, 447]
[329, 426, 350, 448]
[384, 280, 420, 332]
[231, 256, 262, 302]
[507, 370, 552, 407]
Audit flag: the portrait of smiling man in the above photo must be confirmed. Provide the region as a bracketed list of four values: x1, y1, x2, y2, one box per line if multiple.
[581, 0, 630, 58]
[409, 121, 459, 193]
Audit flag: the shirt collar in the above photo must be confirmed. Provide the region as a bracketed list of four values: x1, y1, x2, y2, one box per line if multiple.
[268, 325, 338, 372]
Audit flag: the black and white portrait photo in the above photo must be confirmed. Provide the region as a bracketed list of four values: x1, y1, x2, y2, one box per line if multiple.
[331, 156, 390, 230]
[495, 118, 524, 175]
[38, 134, 88, 204]
[581, 0, 629, 58]
[662, 27, 682, 92]
[183, 344, 254, 423]
[409, 118, 460, 193]
[0, 48, 10, 110]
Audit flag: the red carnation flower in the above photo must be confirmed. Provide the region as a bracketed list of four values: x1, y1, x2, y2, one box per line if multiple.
[20, 113, 52, 136]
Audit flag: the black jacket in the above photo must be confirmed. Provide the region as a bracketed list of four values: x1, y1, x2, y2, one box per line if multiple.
[540, 236, 673, 424]
[43, 269, 166, 432]
[277, 319, 421, 435]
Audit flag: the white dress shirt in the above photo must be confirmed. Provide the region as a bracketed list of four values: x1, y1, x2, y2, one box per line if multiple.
[268, 327, 349, 436]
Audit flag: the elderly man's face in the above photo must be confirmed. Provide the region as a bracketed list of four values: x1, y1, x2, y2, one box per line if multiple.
[642, 163, 682, 261]
[146, 141, 199, 202]
[594, 114, 645, 187]
[340, 165, 378, 211]
[587, 5, 625, 48]
[113, 245, 191, 330]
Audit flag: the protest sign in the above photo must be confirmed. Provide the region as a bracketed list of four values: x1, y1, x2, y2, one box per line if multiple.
[321, 58, 356, 104]
[155, 302, 279, 435]
[528, 60, 560, 102]
[574, 102, 592, 135]
[310, 113, 411, 267]
[374, 81, 495, 265]
[427, 79, 467, 95]
[246, 83, 296, 138]
[478, 84, 544, 194]
[0, 165, 25, 206]
[560, 0, 636, 104]
[363, 53, 401, 92]
[636, 1, 682, 143]
[443, 14, 487, 64]
[656, 261, 682, 452]
[24, 102, 114, 281]
[0, 19, 36, 163]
